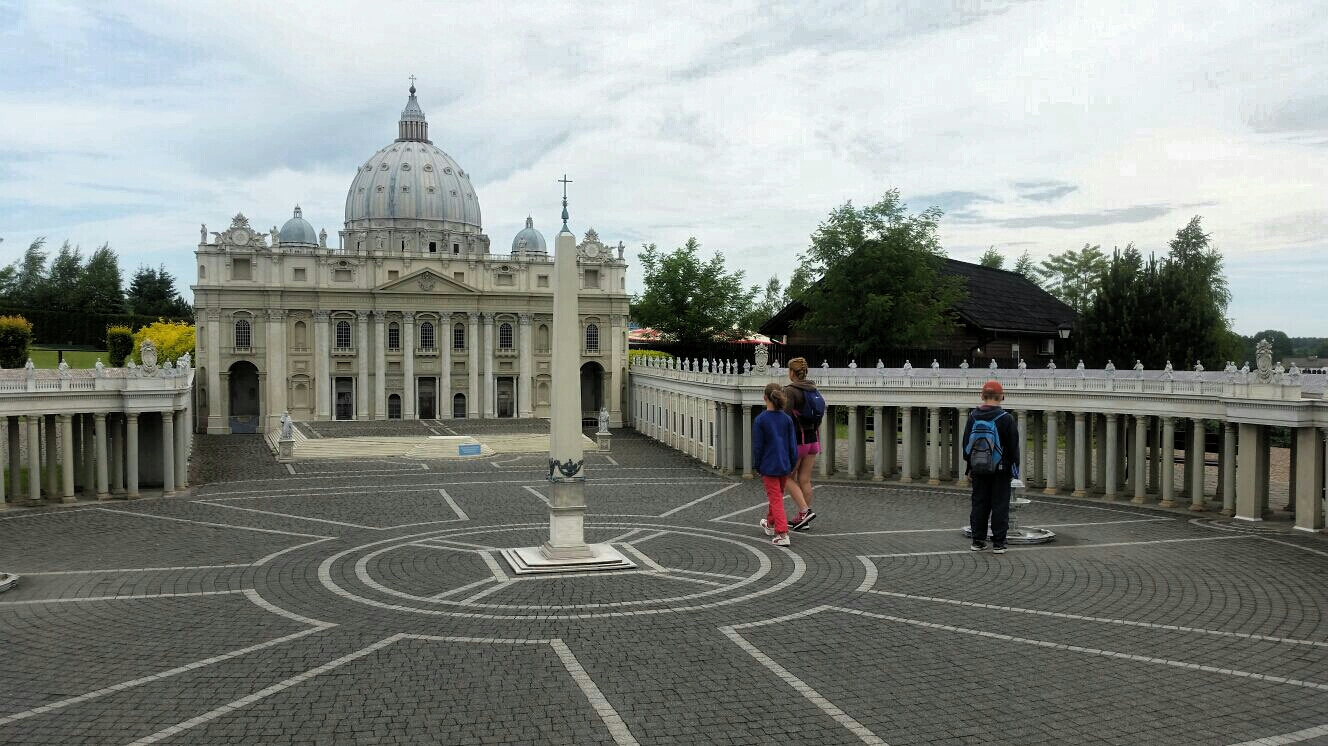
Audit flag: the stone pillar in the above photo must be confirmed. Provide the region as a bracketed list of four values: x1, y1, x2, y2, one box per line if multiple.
[819, 405, 836, 477]
[402, 312, 416, 420]
[26, 415, 41, 506]
[71, 413, 83, 494]
[94, 413, 109, 499]
[1132, 415, 1149, 503]
[899, 407, 915, 483]
[1293, 427, 1325, 532]
[1104, 413, 1119, 500]
[518, 313, 533, 418]
[741, 404, 755, 479]
[356, 311, 370, 420]
[1189, 419, 1207, 511]
[1072, 412, 1087, 497]
[266, 309, 287, 432]
[467, 312, 481, 418]
[125, 412, 140, 499]
[42, 414, 56, 498]
[1148, 417, 1161, 494]
[374, 311, 387, 419]
[482, 313, 495, 418]
[872, 406, 887, 480]
[81, 415, 95, 497]
[174, 409, 188, 491]
[609, 314, 625, 427]
[110, 414, 124, 496]
[58, 414, 76, 503]
[1016, 410, 1029, 482]
[161, 410, 176, 496]
[441, 312, 454, 417]
[926, 406, 941, 485]
[314, 311, 331, 420]
[1043, 411, 1059, 494]
[1159, 417, 1177, 507]
[1028, 412, 1043, 487]
[847, 405, 865, 478]
[1093, 414, 1107, 494]
[8, 416, 20, 499]
[952, 410, 965, 485]
[205, 311, 226, 434]
[716, 403, 729, 473]
[1235, 423, 1260, 520]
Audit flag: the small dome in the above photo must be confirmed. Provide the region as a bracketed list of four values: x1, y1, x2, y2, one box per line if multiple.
[511, 216, 546, 253]
[280, 205, 317, 245]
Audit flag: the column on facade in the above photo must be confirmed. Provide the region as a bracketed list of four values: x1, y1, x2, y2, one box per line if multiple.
[1159, 416, 1177, 507]
[356, 311, 370, 420]
[609, 314, 625, 426]
[1071, 412, 1087, 497]
[440, 312, 454, 417]
[161, 410, 176, 496]
[126, 412, 140, 499]
[1102, 413, 1119, 499]
[1292, 426, 1325, 531]
[314, 311, 331, 420]
[402, 312, 416, 420]
[1043, 411, 1059, 494]
[205, 311, 225, 433]
[467, 312, 480, 418]
[57, 414, 75, 503]
[1189, 418, 1207, 511]
[26, 415, 41, 505]
[482, 312, 495, 418]
[517, 313, 532, 418]
[264, 310, 286, 433]
[374, 311, 387, 419]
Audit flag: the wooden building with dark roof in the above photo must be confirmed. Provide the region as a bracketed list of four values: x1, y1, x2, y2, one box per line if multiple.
[759, 258, 1076, 365]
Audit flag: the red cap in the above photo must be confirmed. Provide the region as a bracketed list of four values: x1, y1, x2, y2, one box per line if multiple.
[981, 380, 1004, 398]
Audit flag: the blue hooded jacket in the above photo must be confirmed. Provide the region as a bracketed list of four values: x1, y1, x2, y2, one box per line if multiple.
[753, 409, 799, 477]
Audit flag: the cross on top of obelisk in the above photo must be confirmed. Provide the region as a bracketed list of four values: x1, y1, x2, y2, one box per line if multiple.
[558, 173, 572, 230]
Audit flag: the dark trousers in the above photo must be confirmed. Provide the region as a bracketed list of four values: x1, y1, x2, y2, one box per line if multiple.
[969, 475, 1012, 545]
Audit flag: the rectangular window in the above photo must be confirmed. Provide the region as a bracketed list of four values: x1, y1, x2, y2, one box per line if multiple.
[537, 275, 549, 288]
[388, 325, 400, 351]
[429, 241, 437, 253]
[453, 243, 460, 254]
[233, 259, 251, 280]
[496, 273, 514, 286]
[292, 267, 306, 281]
[334, 269, 352, 282]
[1010, 343, 1021, 361]
[583, 269, 599, 288]
[388, 270, 399, 281]
[453, 324, 465, 350]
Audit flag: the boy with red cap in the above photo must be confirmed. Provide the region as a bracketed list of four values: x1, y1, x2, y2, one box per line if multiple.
[962, 380, 1021, 553]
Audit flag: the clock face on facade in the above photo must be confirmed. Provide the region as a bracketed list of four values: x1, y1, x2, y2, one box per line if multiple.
[231, 228, 250, 246]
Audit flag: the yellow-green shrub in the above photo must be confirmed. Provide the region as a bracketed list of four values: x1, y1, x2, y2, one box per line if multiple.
[132, 320, 195, 365]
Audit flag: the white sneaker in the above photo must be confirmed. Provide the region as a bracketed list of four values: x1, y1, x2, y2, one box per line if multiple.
[759, 518, 774, 537]
[772, 534, 791, 547]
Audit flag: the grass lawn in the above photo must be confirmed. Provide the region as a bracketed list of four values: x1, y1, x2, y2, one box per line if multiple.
[27, 348, 109, 369]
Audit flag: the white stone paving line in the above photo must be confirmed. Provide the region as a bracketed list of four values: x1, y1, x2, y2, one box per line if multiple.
[522, 484, 551, 506]
[856, 555, 879, 593]
[1226, 722, 1328, 746]
[859, 534, 1254, 558]
[94, 507, 331, 539]
[616, 542, 666, 573]
[604, 528, 640, 543]
[242, 589, 338, 628]
[198, 484, 448, 503]
[254, 537, 337, 567]
[828, 605, 1328, 693]
[285, 463, 296, 475]
[0, 506, 102, 521]
[198, 469, 709, 494]
[195, 501, 378, 530]
[14, 564, 248, 576]
[630, 530, 668, 545]
[603, 454, 619, 466]
[721, 612, 887, 746]
[780, 518, 1172, 537]
[0, 589, 247, 606]
[548, 639, 641, 746]
[429, 577, 496, 600]
[1258, 536, 1328, 559]
[0, 625, 331, 727]
[658, 482, 742, 517]
[437, 487, 469, 520]
[457, 579, 512, 604]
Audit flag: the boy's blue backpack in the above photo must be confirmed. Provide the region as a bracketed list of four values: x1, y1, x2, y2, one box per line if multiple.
[965, 411, 1007, 475]
[798, 388, 826, 428]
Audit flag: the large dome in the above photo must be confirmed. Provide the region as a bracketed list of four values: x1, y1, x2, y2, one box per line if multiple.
[344, 85, 483, 230]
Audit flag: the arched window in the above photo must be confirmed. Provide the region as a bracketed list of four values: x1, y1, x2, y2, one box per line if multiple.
[452, 393, 467, 418]
[388, 394, 402, 419]
[336, 320, 351, 349]
[585, 323, 600, 352]
[499, 322, 514, 349]
[419, 321, 435, 350]
[294, 320, 307, 348]
[387, 322, 400, 351]
[537, 324, 550, 352]
[234, 319, 251, 349]
[453, 323, 466, 350]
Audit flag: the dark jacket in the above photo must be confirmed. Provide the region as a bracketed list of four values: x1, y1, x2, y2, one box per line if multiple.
[753, 409, 799, 477]
[961, 405, 1020, 477]
[782, 380, 820, 445]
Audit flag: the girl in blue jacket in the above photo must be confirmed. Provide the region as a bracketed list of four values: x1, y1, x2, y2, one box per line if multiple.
[753, 383, 799, 546]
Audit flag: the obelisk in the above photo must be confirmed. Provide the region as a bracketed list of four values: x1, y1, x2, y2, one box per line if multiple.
[501, 176, 634, 574]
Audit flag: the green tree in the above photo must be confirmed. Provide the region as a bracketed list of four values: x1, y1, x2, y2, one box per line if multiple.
[1158, 216, 1232, 368]
[1246, 329, 1292, 363]
[1037, 244, 1108, 315]
[739, 275, 785, 334]
[1012, 250, 1037, 279]
[126, 265, 192, 319]
[1078, 244, 1148, 366]
[978, 246, 1005, 269]
[6, 237, 49, 308]
[791, 191, 966, 357]
[46, 241, 85, 312]
[79, 243, 125, 315]
[630, 238, 757, 346]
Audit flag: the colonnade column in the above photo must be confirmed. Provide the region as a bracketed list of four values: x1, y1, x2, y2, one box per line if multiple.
[467, 312, 480, 418]
[1104, 413, 1119, 500]
[716, 403, 729, 473]
[872, 407, 887, 480]
[266, 309, 287, 432]
[1043, 411, 1059, 494]
[402, 312, 416, 420]
[518, 313, 533, 418]
[482, 313, 495, 418]
[94, 413, 109, 499]
[1015, 410, 1029, 485]
[1132, 415, 1149, 503]
[926, 407, 941, 485]
[161, 410, 175, 497]
[26, 415, 41, 505]
[952, 410, 966, 486]
[1292, 426, 1326, 532]
[356, 311, 370, 420]
[1235, 423, 1262, 520]
[314, 311, 331, 420]
[82, 415, 96, 497]
[1072, 412, 1087, 497]
[44, 415, 57, 498]
[1189, 419, 1207, 511]
[741, 404, 754, 479]
[126, 412, 140, 499]
[1159, 416, 1177, 507]
[441, 312, 454, 417]
[847, 405, 864, 478]
[820, 406, 837, 478]
[374, 311, 387, 419]
[110, 415, 124, 496]
[59, 414, 75, 503]
[174, 408, 188, 491]
[900, 408, 915, 483]
[1093, 415, 1107, 494]
[1220, 422, 1236, 516]
[1028, 412, 1043, 487]
[7, 417, 19, 500]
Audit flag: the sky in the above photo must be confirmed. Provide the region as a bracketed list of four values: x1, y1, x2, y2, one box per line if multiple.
[1, 0, 1325, 336]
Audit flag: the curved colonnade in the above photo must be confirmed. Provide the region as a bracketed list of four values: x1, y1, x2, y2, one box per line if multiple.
[629, 360, 1328, 532]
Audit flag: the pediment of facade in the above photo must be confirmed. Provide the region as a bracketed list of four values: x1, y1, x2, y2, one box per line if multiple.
[376, 269, 477, 294]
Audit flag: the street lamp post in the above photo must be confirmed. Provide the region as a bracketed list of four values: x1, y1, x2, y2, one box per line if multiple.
[1057, 322, 1073, 368]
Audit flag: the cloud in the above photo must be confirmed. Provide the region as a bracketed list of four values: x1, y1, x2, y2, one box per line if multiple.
[1016, 184, 1078, 202]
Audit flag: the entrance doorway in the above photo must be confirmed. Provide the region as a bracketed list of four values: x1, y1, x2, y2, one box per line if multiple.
[227, 360, 260, 433]
[579, 362, 604, 422]
[453, 393, 467, 418]
[334, 377, 355, 420]
[418, 377, 437, 420]
[496, 377, 515, 418]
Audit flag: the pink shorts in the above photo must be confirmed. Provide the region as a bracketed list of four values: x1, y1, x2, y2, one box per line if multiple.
[797, 442, 821, 458]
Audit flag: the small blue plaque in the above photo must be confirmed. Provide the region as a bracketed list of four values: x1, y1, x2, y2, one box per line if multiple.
[457, 444, 482, 456]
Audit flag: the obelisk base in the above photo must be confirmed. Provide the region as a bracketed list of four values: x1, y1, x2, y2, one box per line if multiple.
[501, 544, 636, 575]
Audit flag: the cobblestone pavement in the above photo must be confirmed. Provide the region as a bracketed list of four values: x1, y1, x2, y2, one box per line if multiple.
[3, 425, 1327, 745]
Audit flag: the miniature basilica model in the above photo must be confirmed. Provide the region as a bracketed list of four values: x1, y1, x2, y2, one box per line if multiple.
[193, 84, 630, 434]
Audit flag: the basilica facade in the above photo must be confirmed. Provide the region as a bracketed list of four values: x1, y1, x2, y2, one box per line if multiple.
[192, 85, 630, 434]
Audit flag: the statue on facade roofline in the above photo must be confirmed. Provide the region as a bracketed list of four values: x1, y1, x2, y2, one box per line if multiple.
[1255, 338, 1274, 383]
[201, 224, 208, 243]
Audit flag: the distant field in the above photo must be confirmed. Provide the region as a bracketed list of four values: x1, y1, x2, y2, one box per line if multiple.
[27, 348, 109, 369]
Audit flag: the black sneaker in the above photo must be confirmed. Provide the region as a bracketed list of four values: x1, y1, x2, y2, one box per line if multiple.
[791, 510, 817, 531]
[992, 544, 1007, 554]
[970, 541, 986, 551]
